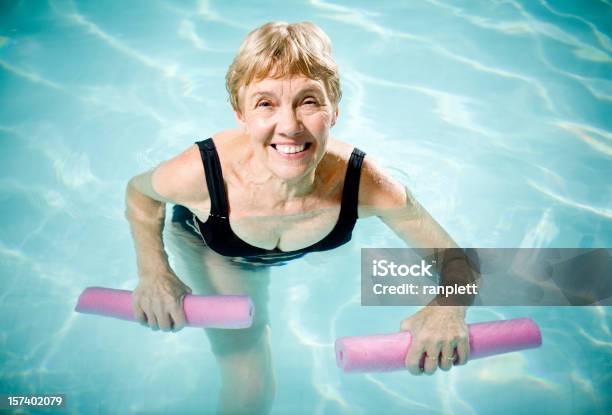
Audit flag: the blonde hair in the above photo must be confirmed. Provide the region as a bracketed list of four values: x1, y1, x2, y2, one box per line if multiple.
[226, 21, 341, 113]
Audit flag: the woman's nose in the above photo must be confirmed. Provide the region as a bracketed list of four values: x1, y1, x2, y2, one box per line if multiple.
[276, 105, 303, 137]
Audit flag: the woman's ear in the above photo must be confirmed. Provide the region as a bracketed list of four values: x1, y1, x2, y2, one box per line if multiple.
[234, 110, 247, 132]
[331, 107, 339, 127]
[234, 86, 248, 131]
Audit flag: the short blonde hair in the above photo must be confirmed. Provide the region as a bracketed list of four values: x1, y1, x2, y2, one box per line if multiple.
[226, 21, 341, 113]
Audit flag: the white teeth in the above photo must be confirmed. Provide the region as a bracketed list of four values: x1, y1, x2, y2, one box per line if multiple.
[275, 144, 306, 154]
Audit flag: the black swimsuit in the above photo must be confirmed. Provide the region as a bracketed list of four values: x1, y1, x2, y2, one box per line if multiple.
[172, 138, 365, 265]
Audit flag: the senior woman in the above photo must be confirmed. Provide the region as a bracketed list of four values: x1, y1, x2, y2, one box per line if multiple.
[126, 21, 476, 414]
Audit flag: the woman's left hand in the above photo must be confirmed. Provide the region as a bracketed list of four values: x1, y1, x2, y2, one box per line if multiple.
[399, 305, 469, 375]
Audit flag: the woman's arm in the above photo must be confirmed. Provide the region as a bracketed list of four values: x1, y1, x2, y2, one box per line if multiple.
[126, 145, 207, 276]
[357, 157, 477, 284]
[125, 169, 173, 278]
[125, 144, 208, 331]
[357, 157, 478, 375]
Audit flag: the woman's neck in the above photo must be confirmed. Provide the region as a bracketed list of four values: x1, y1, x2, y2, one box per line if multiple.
[242, 152, 319, 200]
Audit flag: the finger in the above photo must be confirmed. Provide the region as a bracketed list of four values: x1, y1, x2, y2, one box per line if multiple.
[423, 346, 441, 375]
[455, 336, 469, 366]
[169, 303, 187, 332]
[133, 302, 147, 326]
[179, 291, 189, 308]
[145, 308, 159, 331]
[404, 343, 425, 376]
[439, 340, 456, 371]
[418, 353, 426, 372]
[151, 302, 168, 331]
[157, 310, 173, 332]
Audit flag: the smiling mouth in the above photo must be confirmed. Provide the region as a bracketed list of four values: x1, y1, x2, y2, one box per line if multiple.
[270, 142, 312, 155]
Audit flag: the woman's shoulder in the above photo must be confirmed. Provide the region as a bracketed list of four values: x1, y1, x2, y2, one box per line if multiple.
[211, 128, 244, 144]
[322, 138, 407, 216]
[323, 137, 355, 163]
[210, 129, 251, 165]
[131, 139, 209, 210]
[314, 138, 354, 185]
[334, 140, 407, 216]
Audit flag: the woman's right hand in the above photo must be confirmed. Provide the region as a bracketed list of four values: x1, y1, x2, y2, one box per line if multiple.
[132, 271, 193, 332]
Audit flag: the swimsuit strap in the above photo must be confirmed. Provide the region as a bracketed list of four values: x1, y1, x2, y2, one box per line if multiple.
[340, 148, 366, 222]
[196, 138, 229, 219]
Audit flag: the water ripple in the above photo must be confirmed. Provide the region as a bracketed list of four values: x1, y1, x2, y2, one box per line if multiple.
[0, 59, 63, 90]
[528, 180, 612, 220]
[312, 0, 556, 112]
[49, 0, 205, 103]
[554, 121, 612, 157]
[539, 0, 612, 53]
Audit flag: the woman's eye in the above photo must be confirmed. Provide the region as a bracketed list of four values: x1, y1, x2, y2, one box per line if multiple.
[257, 101, 271, 108]
[303, 99, 318, 106]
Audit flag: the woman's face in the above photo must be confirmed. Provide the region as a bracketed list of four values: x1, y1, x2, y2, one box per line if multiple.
[236, 75, 338, 182]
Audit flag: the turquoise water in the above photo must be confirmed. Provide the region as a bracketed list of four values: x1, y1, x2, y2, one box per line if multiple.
[1, 0, 611, 413]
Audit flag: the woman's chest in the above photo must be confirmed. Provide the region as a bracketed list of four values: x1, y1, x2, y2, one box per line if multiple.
[190, 189, 343, 252]
[229, 206, 342, 251]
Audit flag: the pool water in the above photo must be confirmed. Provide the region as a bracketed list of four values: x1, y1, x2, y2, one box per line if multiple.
[1, 0, 611, 414]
